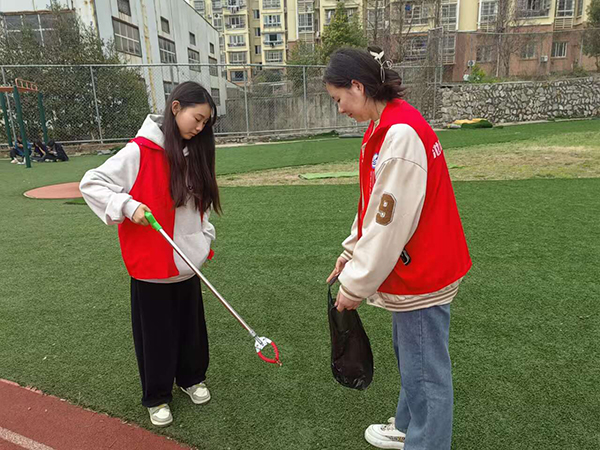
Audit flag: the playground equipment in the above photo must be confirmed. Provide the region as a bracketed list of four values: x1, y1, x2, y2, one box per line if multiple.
[0, 78, 47, 168]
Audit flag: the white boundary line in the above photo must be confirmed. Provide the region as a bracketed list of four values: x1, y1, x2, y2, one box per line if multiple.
[0, 427, 55, 450]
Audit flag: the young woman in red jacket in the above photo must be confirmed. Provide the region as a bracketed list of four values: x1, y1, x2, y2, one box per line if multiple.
[80, 82, 220, 428]
[325, 47, 472, 450]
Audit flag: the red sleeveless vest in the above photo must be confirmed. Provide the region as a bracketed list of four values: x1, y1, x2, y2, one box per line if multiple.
[358, 100, 471, 295]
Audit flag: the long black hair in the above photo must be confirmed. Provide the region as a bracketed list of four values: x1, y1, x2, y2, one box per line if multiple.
[162, 81, 221, 215]
[323, 46, 406, 102]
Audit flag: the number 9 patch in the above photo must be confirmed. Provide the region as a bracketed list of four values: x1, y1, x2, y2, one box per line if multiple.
[376, 193, 396, 226]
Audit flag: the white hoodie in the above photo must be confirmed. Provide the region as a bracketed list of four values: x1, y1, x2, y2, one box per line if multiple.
[79, 114, 216, 283]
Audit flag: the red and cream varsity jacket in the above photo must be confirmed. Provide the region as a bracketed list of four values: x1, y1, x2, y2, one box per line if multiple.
[80, 114, 215, 283]
[338, 99, 471, 311]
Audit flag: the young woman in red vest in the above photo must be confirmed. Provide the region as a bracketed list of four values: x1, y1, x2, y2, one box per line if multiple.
[325, 47, 472, 449]
[80, 82, 220, 428]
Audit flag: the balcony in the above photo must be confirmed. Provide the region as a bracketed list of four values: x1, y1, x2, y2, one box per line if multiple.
[263, 39, 283, 46]
[263, 22, 282, 28]
[225, 20, 247, 29]
[262, 0, 281, 9]
[225, 0, 246, 14]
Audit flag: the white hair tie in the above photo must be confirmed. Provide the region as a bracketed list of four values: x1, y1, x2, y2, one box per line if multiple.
[370, 50, 393, 82]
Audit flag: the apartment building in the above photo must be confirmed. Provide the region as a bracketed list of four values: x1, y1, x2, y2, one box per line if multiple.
[190, 0, 595, 83]
[1, 0, 227, 112]
[191, 0, 287, 83]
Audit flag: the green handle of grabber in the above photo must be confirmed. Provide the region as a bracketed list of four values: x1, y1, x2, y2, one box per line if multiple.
[144, 211, 162, 231]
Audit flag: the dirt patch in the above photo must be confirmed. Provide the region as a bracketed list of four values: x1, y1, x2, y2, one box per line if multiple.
[217, 143, 600, 186]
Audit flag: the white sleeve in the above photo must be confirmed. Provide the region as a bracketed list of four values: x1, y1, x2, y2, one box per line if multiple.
[79, 142, 141, 225]
[202, 210, 216, 242]
[340, 214, 358, 261]
[338, 125, 427, 301]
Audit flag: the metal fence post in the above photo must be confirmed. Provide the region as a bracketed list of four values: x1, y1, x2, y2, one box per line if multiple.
[13, 85, 31, 168]
[89, 66, 104, 143]
[37, 92, 49, 143]
[303, 66, 308, 132]
[243, 65, 250, 137]
[2, 67, 17, 145]
[0, 92, 13, 147]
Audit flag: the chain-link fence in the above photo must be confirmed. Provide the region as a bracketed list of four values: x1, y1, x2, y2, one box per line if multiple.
[0, 62, 440, 146]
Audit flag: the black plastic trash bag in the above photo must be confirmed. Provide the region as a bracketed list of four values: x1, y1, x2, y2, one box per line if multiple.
[328, 284, 373, 390]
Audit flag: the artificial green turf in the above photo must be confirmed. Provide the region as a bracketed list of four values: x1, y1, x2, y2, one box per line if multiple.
[1, 155, 599, 449]
[38, 119, 597, 180]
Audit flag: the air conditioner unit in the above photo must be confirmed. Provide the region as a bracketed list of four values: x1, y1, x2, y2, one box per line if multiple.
[467, 59, 475, 67]
[540, 55, 548, 62]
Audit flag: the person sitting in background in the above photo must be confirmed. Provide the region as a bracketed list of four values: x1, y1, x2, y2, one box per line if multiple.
[46, 140, 69, 162]
[9, 137, 29, 164]
[31, 140, 48, 162]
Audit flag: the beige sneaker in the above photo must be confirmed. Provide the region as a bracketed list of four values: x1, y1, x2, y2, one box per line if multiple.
[180, 382, 211, 405]
[148, 403, 173, 427]
[364, 417, 406, 449]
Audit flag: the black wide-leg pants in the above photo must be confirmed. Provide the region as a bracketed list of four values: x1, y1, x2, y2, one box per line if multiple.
[131, 277, 209, 407]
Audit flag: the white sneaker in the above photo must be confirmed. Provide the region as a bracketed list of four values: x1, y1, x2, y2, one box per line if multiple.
[365, 417, 406, 449]
[148, 403, 173, 427]
[17, 161, 25, 165]
[180, 382, 211, 405]
[10, 159, 17, 164]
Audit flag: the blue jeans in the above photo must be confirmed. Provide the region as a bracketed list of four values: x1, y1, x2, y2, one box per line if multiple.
[393, 304, 453, 450]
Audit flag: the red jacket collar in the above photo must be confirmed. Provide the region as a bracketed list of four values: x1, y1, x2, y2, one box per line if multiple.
[370, 98, 405, 137]
[132, 136, 164, 152]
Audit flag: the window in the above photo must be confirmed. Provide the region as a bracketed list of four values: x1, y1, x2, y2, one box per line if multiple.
[227, 15, 246, 29]
[346, 8, 358, 17]
[255, 45, 261, 54]
[255, 27, 261, 36]
[265, 50, 283, 63]
[263, 0, 281, 8]
[229, 35, 245, 47]
[405, 3, 429, 26]
[213, 14, 222, 29]
[254, 10, 260, 19]
[160, 17, 170, 34]
[367, 8, 386, 29]
[213, 0, 222, 9]
[159, 36, 177, 63]
[3, 12, 72, 46]
[576, 0, 584, 15]
[264, 33, 283, 45]
[231, 70, 246, 81]
[163, 81, 178, 101]
[441, 4, 457, 31]
[112, 18, 142, 56]
[189, 32, 196, 46]
[556, 0, 574, 17]
[264, 14, 281, 27]
[219, 36, 225, 52]
[325, 9, 335, 25]
[194, 0, 205, 13]
[211, 88, 221, 106]
[442, 34, 456, 64]
[521, 41, 536, 59]
[298, 13, 313, 32]
[209, 56, 219, 76]
[404, 35, 428, 60]
[476, 45, 493, 62]
[516, 0, 550, 17]
[551, 41, 567, 58]
[118, 0, 131, 16]
[188, 48, 201, 71]
[210, 42, 215, 53]
[479, 1, 498, 27]
[229, 51, 247, 64]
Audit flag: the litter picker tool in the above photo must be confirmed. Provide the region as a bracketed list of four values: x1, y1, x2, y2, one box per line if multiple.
[144, 211, 281, 366]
